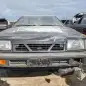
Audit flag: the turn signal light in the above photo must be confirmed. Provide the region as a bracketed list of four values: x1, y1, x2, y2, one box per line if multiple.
[0, 60, 6, 65]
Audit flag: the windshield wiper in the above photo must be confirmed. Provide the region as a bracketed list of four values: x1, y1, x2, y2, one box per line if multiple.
[15, 25, 60, 27]
[16, 25, 37, 26]
[39, 25, 58, 26]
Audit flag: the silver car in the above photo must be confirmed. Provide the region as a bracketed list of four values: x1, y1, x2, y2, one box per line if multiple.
[0, 16, 86, 76]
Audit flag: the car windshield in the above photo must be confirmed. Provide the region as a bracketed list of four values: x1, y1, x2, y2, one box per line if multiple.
[14, 16, 63, 26]
[1, 16, 64, 33]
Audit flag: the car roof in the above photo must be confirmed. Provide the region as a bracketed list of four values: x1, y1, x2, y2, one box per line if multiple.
[75, 13, 86, 16]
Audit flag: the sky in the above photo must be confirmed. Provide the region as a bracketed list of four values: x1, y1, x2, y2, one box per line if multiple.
[0, 0, 86, 21]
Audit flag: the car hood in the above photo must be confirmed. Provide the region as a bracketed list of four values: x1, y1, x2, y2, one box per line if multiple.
[0, 26, 85, 40]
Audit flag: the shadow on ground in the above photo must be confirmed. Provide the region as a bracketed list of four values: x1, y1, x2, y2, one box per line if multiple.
[0, 69, 86, 86]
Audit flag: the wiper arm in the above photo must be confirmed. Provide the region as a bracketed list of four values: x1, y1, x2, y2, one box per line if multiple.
[16, 25, 37, 26]
[39, 25, 58, 26]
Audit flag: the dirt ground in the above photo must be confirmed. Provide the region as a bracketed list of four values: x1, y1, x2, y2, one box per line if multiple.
[1, 74, 68, 86]
[1, 70, 86, 86]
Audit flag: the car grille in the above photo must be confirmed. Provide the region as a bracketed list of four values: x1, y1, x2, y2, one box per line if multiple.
[27, 44, 51, 51]
[13, 43, 64, 52]
[14, 44, 28, 52]
[51, 44, 64, 50]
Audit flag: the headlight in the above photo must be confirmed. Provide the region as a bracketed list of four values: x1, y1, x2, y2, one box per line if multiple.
[0, 41, 11, 50]
[67, 39, 84, 50]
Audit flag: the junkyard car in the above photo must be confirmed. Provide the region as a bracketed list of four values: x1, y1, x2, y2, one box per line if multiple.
[0, 16, 86, 76]
[0, 18, 10, 32]
[65, 13, 86, 35]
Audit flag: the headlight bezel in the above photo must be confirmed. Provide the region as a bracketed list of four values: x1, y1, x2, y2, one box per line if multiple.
[66, 38, 85, 51]
[0, 40, 12, 51]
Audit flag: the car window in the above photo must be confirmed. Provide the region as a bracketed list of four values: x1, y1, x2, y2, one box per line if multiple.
[1, 16, 64, 33]
[14, 16, 63, 26]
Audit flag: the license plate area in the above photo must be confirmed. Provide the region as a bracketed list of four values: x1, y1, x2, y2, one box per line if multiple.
[28, 58, 69, 67]
[9, 60, 27, 67]
[28, 59, 50, 67]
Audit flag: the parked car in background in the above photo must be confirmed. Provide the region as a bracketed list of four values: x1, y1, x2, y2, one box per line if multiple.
[64, 13, 86, 35]
[0, 16, 86, 77]
[0, 18, 10, 32]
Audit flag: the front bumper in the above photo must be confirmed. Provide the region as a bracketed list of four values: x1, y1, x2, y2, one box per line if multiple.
[0, 52, 86, 68]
